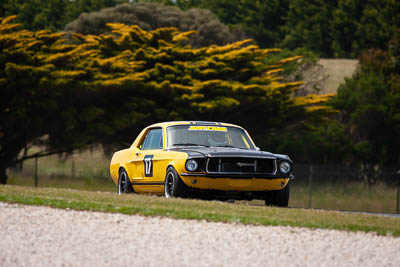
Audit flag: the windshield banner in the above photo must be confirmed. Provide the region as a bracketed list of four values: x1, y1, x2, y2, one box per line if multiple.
[188, 126, 227, 132]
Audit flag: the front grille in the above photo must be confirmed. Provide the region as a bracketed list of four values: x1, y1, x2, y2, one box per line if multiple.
[207, 157, 275, 174]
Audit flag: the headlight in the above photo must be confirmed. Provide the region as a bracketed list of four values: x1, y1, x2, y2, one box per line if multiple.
[279, 161, 291, 174]
[186, 159, 198, 172]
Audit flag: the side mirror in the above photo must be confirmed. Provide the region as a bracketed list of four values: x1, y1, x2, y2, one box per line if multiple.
[256, 147, 260, 151]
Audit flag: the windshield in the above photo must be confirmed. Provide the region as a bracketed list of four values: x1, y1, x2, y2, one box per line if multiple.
[166, 125, 256, 150]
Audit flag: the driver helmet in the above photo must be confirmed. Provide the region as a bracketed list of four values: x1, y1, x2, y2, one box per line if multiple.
[208, 131, 227, 146]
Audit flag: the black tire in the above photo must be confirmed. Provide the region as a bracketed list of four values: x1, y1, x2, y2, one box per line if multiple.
[164, 167, 188, 198]
[264, 182, 290, 207]
[118, 169, 133, 194]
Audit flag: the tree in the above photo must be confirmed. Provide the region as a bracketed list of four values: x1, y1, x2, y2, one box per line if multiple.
[1, 16, 333, 184]
[331, 0, 400, 58]
[283, 0, 400, 58]
[206, 0, 289, 49]
[0, 15, 153, 184]
[3, 0, 400, 58]
[265, 120, 353, 164]
[65, 2, 243, 48]
[78, 22, 333, 145]
[331, 32, 400, 167]
[153, 0, 289, 48]
[282, 0, 337, 58]
[0, 17, 96, 183]
[0, 0, 129, 31]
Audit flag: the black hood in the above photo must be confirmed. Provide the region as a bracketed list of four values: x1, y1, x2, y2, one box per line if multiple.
[168, 146, 291, 162]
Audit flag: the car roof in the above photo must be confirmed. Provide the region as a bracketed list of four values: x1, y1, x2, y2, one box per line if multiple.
[147, 121, 244, 129]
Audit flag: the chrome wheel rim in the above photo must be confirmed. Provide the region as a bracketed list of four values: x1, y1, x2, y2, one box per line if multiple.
[165, 172, 174, 198]
[118, 172, 127, 195]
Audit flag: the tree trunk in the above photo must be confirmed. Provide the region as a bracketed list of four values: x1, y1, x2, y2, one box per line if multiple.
[0, 167, 8, 185]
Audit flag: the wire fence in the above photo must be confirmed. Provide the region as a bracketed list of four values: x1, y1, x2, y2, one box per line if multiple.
[290, 164, 400, 213]
[8, 157, 400, 214]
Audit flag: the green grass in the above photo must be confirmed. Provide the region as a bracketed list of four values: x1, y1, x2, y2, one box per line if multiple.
[8, 174, 115, 192]
[12, 146, 111, 179]
[290, 182, 398, 213]
[1, 185, 399, 236]
[8, 146, 115, 192]
[8, 146, 400, 213]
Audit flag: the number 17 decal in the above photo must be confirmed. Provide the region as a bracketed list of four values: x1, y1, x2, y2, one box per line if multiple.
[144, 155, 154, 177]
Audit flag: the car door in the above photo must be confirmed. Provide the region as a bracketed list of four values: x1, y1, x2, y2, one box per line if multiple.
[130, 128, 165, 193]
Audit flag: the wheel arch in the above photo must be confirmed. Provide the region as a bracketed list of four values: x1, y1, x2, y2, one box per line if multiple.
[166, 163, 176, 172]
[118, 164, 133, 183]
[165, 159, 179, 173]
[165, 160, 186, 179]
[165, 160, 192, 188]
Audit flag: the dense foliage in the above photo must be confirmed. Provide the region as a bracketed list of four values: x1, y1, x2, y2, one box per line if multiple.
[331, 33, 400, 166]
[157, 0, 400, 58]
[283, 0, 400, 58]
[268, 33, 400, 168]
[281, 0, 336, 58]
[167, 0, 289, 49]
[2, 0, 400, 57]
[0, 16, 332, 184]
[0, 15, 119, 183]
[0, 0, 130, 31]
[65, 2, 243, 48]
[154, 0, 289, 49]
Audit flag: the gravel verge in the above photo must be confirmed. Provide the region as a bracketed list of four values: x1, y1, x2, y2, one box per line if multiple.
[0, 202, 399, 267]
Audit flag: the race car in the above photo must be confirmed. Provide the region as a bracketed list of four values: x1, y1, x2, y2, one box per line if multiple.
[109, 121, 293, 206]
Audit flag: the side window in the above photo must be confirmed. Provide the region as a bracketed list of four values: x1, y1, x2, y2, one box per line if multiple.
[140, 128, 163, 150]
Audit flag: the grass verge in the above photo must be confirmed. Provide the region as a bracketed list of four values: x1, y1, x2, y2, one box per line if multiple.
[1, 185, 399, 236]
[11, 146, 398, 213]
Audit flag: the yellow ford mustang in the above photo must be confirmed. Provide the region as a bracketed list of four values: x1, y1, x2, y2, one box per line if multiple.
[110, 121, 294, 206]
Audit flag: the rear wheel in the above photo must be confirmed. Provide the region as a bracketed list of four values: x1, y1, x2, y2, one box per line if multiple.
[164, 167, 188, 198]
[118, 169, 133, 194]
[264, 182, 289, 207]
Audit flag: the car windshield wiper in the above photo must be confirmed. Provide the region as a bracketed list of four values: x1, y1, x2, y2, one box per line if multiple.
[214, 145, 248, 149]
[173, 143, 209, 147]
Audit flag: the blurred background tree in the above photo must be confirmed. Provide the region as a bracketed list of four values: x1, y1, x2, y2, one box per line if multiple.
[0, 16, 333, 184]
[0, 15, 102, 184]
[281, 0, 335, 58]
[0, 0, 128, 31]
[2, 0, 400, 58]
[173, 0, 290, 49]
[331, 32, 400, 167]
[64, 2, 244, 48]
[330, 0, 400, 58]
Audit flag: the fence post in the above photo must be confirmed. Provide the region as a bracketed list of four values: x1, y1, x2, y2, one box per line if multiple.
[397, 170, 400, 214]
[34, 157, 38, 187]
[308, 165, 313, 209]
[72, 160, 75, 178]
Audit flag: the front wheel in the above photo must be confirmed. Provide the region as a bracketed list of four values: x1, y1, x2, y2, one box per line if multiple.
[164, 167, 188, 198]
[264, 182, 289, 207]
[118, 169, 133, 194]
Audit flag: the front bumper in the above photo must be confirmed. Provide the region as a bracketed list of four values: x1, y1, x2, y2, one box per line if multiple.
[181, 172, 294, 179]
[179, 174, 292, 191]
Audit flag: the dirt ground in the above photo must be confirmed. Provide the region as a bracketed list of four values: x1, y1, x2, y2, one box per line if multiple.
[318, 59, 358, 94]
